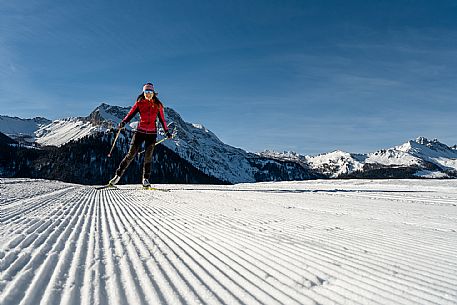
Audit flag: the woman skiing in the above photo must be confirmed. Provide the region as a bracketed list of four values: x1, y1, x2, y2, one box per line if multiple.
[108, 82, 172, 187]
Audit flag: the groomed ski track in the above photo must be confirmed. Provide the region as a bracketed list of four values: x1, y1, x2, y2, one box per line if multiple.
[1, 178, 457, 305]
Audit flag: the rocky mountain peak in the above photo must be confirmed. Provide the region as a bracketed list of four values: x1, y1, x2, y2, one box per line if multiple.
[87, 103, 131, 127]
[414, 136, 452, 152]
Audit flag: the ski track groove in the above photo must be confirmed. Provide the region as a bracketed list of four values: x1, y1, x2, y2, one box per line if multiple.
[0, 180, 71, 207]
[122, 194, 230, 305]
[1, 186, 78, 223]
[201, 191, 457, 272]
[1, 180, 457, 305]
[1, 188, 88, 304]
[18, 188, 91, 305]
[93, 191, 108, 305]
[110, 189, 224, 305]
[151, 203, 375, 305]
[1, 188, 82, 244]
[55, 189, 97, 305]
[118, 191, 262, 305]
[78, 190, 98, 305]
[109, 190, 199, 305]
[233, 192, 457, 301]
[124, 188, 456, 304]
[217, 201, 457, 290]
[262, 193, 457, 234]
[129, 191, 384, 303]
[130, 194, 327, 305]
[150, 189, 456, 302]
[38, 188, 95, 305]
[105, 191, 152, 305]
[99, 188, 130, 305]
[0, 189, 87, 300]
[112, 190, 291, 305]
[140, 192, 400, 304]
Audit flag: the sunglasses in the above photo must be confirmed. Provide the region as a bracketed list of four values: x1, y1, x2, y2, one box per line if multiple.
[144, 90, 154, 94]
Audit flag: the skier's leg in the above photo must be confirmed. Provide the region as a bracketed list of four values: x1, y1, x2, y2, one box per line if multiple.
[142, 133, 157, 181]
[115, 132, 143, 178]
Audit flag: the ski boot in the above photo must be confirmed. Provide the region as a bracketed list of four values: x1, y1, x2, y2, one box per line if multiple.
[142, 178, 151, 188]
[108, 175, 120, 186]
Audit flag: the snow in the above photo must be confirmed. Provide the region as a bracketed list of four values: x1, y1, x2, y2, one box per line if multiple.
[191, 123, 206, 130]
[35, 118, 98, 147]
[259, 150, 304, 162]
[0, 115, 100, 147]
[96, 105, 124, 125]
[0, 116, 50, 143]
[1, 178, 457, 305]
[365, 149, 420, 166]
[413, 170, 449, 178]
[266, 137, 457, 178]
[162, 109, 257, 183]
[0, 116, 45, 136]
[395, 139, 457, 172]
[306, 151, 365, 177]
[435, 157, 457, 171]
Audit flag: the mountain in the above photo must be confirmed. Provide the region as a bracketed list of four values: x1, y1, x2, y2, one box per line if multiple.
[87, 102, 131, 126]
[0, 103, 319, 184]
[395, 137, 457, 174]
[0, 103, 129, 147]
[1, 104, 456, 183]
[306, 150, 367, 178]
[0, 116, 51, 144]
[262, 137, 457, 179]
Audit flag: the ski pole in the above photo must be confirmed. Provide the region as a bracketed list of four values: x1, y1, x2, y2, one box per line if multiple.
[107, 127, 122, 158]
[154, 137, 169, 146]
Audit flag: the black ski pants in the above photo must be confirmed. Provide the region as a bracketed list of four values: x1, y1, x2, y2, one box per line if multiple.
[116, 131, 157, 180]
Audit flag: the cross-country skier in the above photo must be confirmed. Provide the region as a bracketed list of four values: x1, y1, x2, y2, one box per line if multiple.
[108, 82, 172, 187]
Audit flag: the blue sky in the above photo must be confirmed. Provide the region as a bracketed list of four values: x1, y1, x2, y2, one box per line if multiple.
[1, 0, 457, 155]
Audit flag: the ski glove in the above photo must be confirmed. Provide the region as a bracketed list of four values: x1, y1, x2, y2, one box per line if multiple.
[166, 131, 173, 139]
[118, 121, 126, 129]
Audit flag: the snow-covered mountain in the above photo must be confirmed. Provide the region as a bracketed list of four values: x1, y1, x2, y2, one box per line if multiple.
[1, 104, 456, 182]
[157, 108, 259, 183]
[396, 137, 457, 174]
[0, 103, 125, 147]
[0, 116, 51, 144]
[262, 137, 457, 178]
[306, 150, 366, 178]
[1, 103, 315, 184]
[34, 118, 104, 147]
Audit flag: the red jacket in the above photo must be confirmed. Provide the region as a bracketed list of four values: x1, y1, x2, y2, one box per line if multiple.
[122, 98, 168, 134]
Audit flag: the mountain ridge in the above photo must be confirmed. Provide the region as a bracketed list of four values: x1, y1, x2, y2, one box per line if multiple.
[1, 104, 456, 182]
[261, 136, 457, 178]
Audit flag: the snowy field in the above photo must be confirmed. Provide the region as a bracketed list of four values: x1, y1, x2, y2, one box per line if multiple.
[1, 178, 457, 305]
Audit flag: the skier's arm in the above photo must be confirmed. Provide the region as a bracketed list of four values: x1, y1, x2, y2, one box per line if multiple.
[122, 102, 139, 124]
[158, 106, 168, 133]
[158, 106, 172, 138]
